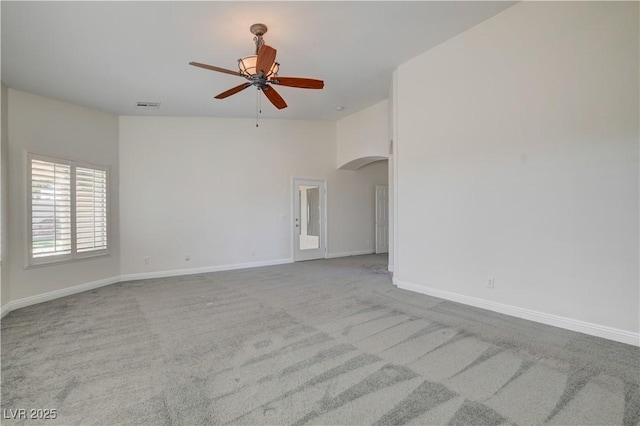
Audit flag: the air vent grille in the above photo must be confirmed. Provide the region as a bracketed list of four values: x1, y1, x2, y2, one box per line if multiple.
[136, 102, 161, 109]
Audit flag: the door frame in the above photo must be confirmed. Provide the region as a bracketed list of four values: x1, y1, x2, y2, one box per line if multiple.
[291, 177, 327, 261]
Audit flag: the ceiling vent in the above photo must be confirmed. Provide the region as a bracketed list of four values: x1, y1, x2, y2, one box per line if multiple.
[136, 101, 161, 109]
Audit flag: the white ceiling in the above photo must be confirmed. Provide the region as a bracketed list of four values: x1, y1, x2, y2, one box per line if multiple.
[1, 1, 514, 120]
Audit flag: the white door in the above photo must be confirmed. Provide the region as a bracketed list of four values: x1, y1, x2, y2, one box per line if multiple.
[375, 185, 389, 254]
[293, 179, 326, 261]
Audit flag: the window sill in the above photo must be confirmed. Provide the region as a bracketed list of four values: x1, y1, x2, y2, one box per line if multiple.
[26, 251, 111, 269]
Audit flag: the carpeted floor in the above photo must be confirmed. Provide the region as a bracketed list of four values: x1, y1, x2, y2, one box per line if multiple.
[1, 254, 639, 425]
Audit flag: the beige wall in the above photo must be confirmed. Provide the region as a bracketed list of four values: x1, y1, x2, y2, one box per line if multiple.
[394, 2, 639, 336]
[336, 100, 389, 170]
[1, 83, 9, 309]
[7, 89, 120, 301]
[2, 90, 387, 309]
[119, 116, 387, 276]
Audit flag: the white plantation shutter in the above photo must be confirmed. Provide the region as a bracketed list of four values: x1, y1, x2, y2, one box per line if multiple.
[76, 167, 108, 253]
[30, 159, 72, 258]
[28, 154, 109, 265]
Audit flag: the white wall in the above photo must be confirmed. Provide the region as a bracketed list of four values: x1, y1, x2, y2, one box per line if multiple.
[7, 89, 120, 301]
[337, 100, 389, 170]
[119, 116, 387, 276]
[388, 73, 397, 272]
[1, 83, 9, 310]
[395, 2, 639, 337]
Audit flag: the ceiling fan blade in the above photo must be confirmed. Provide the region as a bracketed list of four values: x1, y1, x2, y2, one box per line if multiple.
[261, 85, 287, 109]
[256, 45, 277, 76]
[189, 62, 243, 77]
[272, 77, 324, 89]
[215, 83, 252, 99]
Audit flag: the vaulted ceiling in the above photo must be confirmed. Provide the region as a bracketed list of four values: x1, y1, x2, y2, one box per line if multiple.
[2, 1, 514, 120]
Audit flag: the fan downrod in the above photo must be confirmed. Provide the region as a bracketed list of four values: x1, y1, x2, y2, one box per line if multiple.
[250, 23, 268, 54]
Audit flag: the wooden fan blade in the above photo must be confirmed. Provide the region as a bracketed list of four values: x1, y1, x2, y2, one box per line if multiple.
[261, 85, 287, 109]
[256, 45, 277, 76]
[272, 77, 324, 89]
[189, 62, 243, 77]
[215, 83, 252, 99]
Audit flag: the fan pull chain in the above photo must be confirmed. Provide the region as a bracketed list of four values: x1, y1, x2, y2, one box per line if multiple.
[255, 88, 264, 128]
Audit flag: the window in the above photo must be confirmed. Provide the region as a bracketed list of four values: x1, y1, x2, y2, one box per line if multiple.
[28, 153, 109, 265]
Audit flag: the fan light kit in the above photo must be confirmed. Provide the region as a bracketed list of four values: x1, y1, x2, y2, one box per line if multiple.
[189, 23, 324, 114]
[237, 24, 280, 78]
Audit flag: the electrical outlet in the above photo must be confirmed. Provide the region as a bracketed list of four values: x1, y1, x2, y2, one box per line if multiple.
[251, 250, 256, 256]
[487, 277, 495, 289]
[185, 254, 190, 261]
[144, 256, 149, 265]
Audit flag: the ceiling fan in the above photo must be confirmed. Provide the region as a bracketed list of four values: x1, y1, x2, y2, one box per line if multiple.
[189, 23, 324, 110]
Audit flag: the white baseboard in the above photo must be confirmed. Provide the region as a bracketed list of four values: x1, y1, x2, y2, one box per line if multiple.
[1, 276, 120, 319]
[395, 279, 639, 347]
[326, 250, 374, 259]
[0, 303, 13, 319]
[1, 258, 294, 319]
[119, 258, 293, 282]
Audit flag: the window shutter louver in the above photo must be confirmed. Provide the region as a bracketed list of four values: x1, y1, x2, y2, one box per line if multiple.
[28, 154, 109, 265]
[76, 167, 108, 253]
[31, 159, 72, 258]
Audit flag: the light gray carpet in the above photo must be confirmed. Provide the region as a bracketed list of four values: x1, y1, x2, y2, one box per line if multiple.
[1, 254, 639, 425]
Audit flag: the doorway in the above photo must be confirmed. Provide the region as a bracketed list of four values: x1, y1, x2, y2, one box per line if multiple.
[293, 178, 327, 261]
